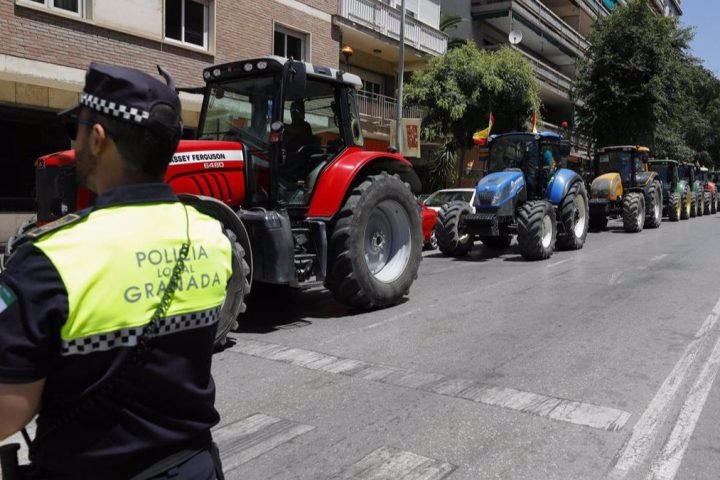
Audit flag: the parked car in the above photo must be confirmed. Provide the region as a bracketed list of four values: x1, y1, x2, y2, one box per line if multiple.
[422, 188, 477, 213]
[419, 201, 439, 250]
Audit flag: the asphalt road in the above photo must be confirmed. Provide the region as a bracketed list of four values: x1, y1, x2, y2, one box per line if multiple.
[212, 213, 720, 480]
[4, 213, 720, 480]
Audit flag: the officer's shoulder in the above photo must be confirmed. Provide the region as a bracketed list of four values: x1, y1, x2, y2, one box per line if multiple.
[23, 210, 92, 242]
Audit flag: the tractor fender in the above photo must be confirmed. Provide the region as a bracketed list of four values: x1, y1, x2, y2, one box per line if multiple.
[590, 173, 623, 201]
[474, 170, 525, 216]
[635, 171, 659, 188]
[307, 147, 420, 218]
[546, 168, 583, 205]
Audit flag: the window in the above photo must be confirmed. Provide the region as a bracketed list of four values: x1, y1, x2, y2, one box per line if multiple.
[364, 80, 382, 98]
[26, 0, 82, 15]
[165, 0, 209, 48]
[274, 26, 307, 61]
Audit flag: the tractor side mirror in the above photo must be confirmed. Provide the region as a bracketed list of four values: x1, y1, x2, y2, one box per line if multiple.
[283, 60, 307, 101]
[560, 141, 571, 156]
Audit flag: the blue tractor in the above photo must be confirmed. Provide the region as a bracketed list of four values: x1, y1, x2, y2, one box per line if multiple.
[437, 132, 589, 260]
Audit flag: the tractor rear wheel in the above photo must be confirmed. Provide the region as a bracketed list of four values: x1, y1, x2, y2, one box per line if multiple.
[437, 201, 474, 257]
[556, 181, 589, 250]
[480, 236, 512, 249]
[681, 189, 691, 220]
[645, 182, 662, 229]
[325, 172, 422, 310]
[704, 192, 712, 215]
[712, 194, 717, 214]
[668, 192, 681, 222]
[589, 214, 608, 230]
[697, 193, 704, 217]
[690, 193, 697, 217]
[517, 200, 556, 260]
[622, 192, 645, 233]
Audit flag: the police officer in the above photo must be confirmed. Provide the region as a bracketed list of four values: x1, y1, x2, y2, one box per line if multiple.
[0, 63, 231, 479]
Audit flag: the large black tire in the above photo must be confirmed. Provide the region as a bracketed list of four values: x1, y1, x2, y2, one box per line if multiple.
[325, 172, 422, 310]
[517, 200, 556, 260]
[645, 182, 662, 229]
[712, 193, 717, 214]
[681, 188, 691, 220]
[690, 193, 697, 217]
[667, 192, 681, 222]
[622, 192, 645, 233]
[556, 181, 589, 250]
[437, 201, 474, 257]
[479, 236, 512, 249]
[589, 214, 608, 230]
[704, 192, 712, 215]
[697, 193, 704, 217]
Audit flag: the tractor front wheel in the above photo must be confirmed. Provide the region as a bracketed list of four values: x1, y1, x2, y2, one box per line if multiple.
[437, 201, 475, 257]
[704, 192, 712, 215]
[668, 192, 681, 222]
[681, 189, 691, 220]
[712, 193, 717, 214]
[325, 172, 422, 310]
[697, 193, 704, 217]
[556, 181, 589, 250]
[622, 192, 645, 233]
[690, 193, 698, 217]
[517, 200, 556, 260]
[645, 182, 662, 229]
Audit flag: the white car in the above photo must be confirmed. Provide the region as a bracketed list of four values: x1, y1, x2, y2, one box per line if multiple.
[421, 188, 477, 213]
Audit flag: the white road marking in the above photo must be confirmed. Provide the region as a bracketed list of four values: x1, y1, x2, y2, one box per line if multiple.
[231, 338, 631, 431]
[331, 446, 455, 479]
[214, 413, 315, 473]
[646, 332, 720, 480]
[606, 297, 720, 479]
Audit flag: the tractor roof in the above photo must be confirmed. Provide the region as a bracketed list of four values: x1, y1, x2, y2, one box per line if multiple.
[203, 56, 363, 89]
[598, 145, 650, 153]
[490, 131, 564, 142]
[649, 158, 679, 165]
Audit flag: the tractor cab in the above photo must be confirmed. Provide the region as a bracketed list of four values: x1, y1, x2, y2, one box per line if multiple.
[197, 57, 364, 211]
[677, 162, 697, 186]
[485, 132, 571, 200]
[594, 146, 649, 188]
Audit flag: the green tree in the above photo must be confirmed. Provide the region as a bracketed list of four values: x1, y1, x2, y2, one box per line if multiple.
[573, 0, 693, 157]
[405, 43, 540, 187]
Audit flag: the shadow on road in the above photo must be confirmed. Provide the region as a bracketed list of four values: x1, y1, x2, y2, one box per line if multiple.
[234, 283, 364, 334]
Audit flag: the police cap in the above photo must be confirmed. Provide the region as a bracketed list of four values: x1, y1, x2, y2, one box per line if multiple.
[59, 62, 182, 138]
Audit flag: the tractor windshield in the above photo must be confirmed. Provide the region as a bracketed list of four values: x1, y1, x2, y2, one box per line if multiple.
[652, 164, 671, 188]
[488, 135, 538, 173]
[597, 151, 642, 183]
[678, 164, 691, 181]
[199, 73, 276, 151]
[698, 170, 708, 182]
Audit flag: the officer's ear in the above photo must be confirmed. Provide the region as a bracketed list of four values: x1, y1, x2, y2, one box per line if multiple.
[88, 122, 113, 156]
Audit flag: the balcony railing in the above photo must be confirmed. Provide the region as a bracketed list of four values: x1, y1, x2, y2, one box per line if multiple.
[472, 0, 590, 55]
[357, 90, 422, 133]
[338, 0, 447, 56]
[543, 121, 591, 153]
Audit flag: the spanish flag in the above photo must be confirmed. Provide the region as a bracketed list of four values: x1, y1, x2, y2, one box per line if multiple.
[473, 112, 494, 145]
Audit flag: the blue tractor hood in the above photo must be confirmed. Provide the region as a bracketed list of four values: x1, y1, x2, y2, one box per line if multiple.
[475, 170, 526, 213]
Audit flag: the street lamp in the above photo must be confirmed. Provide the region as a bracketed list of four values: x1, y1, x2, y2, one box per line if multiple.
[341, 44, 354, 71]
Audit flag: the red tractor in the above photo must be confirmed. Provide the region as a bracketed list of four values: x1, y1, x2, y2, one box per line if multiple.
[697, 166, 718, 214]
[4, 58, 424, 345]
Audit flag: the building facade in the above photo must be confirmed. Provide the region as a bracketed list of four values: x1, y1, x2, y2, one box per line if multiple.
[0, 0, 447, 239]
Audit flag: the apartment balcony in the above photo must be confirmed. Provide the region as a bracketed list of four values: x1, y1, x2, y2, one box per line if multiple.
[471, 0, 589, 68]
[336, 0, 447, 60]
[357, 90, 422, 135]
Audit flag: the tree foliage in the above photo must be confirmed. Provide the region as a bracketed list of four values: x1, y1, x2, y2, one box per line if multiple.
[405, 43, 541, 186]
[573, 0, 699, 159]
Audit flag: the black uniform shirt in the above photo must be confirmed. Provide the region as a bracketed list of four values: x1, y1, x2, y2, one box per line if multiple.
[0, 184, 220, 479]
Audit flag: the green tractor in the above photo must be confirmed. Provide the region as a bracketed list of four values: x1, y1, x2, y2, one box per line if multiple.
[648, 159, 692, 221]
[588, 146, 663, 232]
[678, 162, 704, 218]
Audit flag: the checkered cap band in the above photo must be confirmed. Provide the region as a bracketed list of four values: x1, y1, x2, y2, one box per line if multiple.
[61, 307, 221, 356]
[79, 92, 151, 124]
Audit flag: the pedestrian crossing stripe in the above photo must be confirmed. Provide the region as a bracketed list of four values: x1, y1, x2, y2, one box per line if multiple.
[0, 282, 17, 314]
